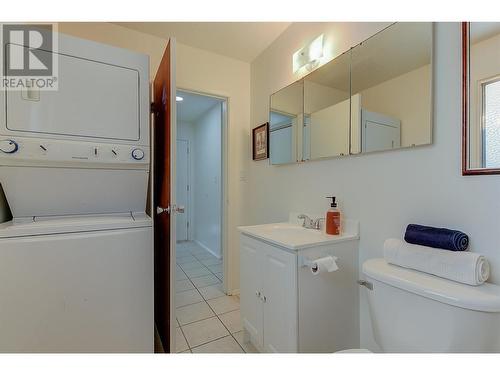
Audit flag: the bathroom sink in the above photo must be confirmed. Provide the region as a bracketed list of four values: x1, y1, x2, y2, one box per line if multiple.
[237, 220, 359, 250]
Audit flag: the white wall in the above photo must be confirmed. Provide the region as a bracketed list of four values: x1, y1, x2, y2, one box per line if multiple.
[249, 23, 500, 352]
[192, 104, 222, 257]
[52, 23, 251, 294]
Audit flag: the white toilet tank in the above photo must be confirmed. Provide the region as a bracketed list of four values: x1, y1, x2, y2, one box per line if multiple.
[362, 258, 500, 353]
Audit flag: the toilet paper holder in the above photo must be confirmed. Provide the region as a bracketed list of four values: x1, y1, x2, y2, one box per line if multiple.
[299, 256, 337, 268]
[299, 257, 317, 268]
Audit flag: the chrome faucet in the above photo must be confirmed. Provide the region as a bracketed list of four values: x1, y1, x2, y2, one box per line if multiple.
[298, 214, 324, 230]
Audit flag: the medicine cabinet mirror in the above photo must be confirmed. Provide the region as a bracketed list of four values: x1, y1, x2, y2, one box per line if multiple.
[269, 22, 434, 164]
[462, 22, 500, 175]
[303, 50, 351, 161]
[269, 80, 303, 165]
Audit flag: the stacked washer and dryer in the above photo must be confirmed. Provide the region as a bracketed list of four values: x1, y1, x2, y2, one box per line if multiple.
[0, 32, 153, 352]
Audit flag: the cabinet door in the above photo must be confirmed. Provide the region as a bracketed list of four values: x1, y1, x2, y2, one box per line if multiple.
[239, 235, 264, 348]
[262, 245, 298, 352]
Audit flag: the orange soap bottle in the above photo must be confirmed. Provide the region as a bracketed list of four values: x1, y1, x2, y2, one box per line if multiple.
[325, 196, 342, 235]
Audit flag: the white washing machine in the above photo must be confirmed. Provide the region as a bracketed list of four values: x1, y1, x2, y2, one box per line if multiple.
[0, 30, 153, 352]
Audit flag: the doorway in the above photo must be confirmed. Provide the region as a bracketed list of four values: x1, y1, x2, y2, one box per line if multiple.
[174, 90, 243, 353]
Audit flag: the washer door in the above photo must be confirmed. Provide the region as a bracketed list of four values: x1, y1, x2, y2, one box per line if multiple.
[0, 226, 153, 352]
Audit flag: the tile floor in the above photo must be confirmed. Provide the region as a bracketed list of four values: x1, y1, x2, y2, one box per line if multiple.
[175, 241, 258, 353]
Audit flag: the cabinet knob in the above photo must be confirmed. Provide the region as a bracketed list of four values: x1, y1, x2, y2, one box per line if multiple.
[262, 295, 267, 303]
[255, 291, 261, 298]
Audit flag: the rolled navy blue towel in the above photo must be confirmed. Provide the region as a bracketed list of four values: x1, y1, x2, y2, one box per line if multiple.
[404, 224, 469, 251]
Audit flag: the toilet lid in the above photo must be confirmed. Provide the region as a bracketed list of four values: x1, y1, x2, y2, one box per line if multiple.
[363, 258, 500, 313]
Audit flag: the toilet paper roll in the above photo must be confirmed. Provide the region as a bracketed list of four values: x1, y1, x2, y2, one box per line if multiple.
[311, 256, 339, 275]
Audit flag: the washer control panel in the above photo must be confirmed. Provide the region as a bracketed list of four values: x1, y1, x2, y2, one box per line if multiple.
[0, 137, 149, 166]
[131, 148, 145, 160]
[0, 139, 19, 154]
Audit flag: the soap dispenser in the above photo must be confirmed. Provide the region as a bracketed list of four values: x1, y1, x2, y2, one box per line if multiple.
[325, 196, 342, 235]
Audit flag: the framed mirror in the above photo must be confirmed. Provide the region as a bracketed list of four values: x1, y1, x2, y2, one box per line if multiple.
[269, 80, 304, 165]
[462, 22, 500, 175]
[350, 22, 433, 155]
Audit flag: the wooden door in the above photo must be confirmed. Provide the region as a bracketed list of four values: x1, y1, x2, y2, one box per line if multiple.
[152, 39, 176, 352]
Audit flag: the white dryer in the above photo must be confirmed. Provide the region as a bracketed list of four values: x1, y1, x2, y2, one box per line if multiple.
[0, 30, 153, 352]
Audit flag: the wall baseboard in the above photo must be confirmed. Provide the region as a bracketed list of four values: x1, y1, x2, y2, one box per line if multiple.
[194, 239, 222, 260]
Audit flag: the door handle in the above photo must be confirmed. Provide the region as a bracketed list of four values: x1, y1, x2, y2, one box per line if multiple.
[156, 206, 170, 215]
[357, 280, 373, 290]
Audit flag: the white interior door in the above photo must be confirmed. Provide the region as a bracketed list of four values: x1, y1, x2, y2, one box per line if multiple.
[362, 109, 401, 152]
[176, 139, 189, 241]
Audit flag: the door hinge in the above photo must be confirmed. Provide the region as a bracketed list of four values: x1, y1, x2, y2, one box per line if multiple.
[187, 184, 190, 191]
[187, 221, 190, 228]
[150, 102, 159, 114]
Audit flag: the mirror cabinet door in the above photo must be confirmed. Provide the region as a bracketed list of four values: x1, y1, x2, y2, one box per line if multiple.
[350, 22, 433, 154]
[269, 80, 304, 165]
[303, 50, 351, 161]
[267, 22, 434, 165]
[463, 22, 500, 175]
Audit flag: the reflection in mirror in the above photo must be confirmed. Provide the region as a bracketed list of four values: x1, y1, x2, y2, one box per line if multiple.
[350, 22, 433, 154]
[303, 50, 351, 160]
[466, 22, 500, 171]
[269, 80, 303, 165]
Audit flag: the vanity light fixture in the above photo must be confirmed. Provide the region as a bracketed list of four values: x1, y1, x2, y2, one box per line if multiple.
[293, 34, 324, 74]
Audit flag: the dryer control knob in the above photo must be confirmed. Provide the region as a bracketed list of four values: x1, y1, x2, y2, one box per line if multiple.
[0, 139, 19, 154]
[131, 148, 145, 160]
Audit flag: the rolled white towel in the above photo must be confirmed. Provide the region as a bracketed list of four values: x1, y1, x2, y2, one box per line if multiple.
[383, 238, 490, 286]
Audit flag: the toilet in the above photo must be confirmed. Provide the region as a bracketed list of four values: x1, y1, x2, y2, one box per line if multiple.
[342, 258, 500, 353]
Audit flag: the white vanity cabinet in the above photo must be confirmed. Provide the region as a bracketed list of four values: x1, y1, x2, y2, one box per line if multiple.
[239, 219, 360, 353]
[240, 234, 298, 352]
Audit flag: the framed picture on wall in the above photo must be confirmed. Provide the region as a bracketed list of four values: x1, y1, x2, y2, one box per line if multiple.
[252, 122, 269, 161]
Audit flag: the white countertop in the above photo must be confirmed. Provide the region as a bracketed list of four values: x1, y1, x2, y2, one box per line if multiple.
[238, 219, 359, 250]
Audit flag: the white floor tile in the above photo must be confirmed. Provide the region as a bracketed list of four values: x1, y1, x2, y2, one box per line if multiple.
[218, 309, 243, 333]
[179, 261, 204, 270]
[176, 256, 197, 265]
[200, 258, 222, 266]
[176, 301, 215, 325]
[191, 335, 243, 353]
[207, 295, 240, 315]
[207, 264, 223, 273]
[190, 274, 220, 288]
[194, 253, 217, 261]
[176, 328, 189, 353]
[198, 283, 225, 300]
[175, 270, 188, 281]
[175, 279, 195, 293]
[181, 317, 230, 348]
[215, 272, 224, 281]
[176, 289, 204, 307]
[184, 266, 212, 278]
